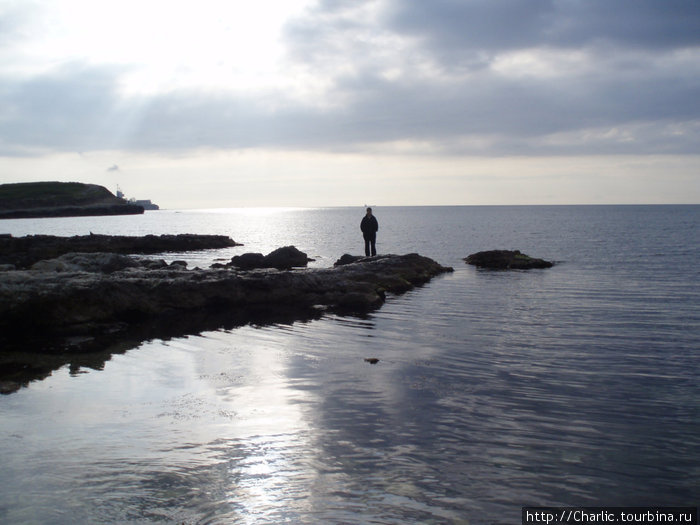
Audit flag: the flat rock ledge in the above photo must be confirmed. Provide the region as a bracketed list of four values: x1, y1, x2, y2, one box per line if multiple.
[464, 250, 553, 269]
[0, 252, 453, 351]
[0, 233, 241, 269]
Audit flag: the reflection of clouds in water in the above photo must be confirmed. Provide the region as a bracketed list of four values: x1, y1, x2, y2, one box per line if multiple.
[2, 205, 698, 523]
[225, 433, 313, 522]
[194, 328, 318, 522]
[183, 316, 467, 523]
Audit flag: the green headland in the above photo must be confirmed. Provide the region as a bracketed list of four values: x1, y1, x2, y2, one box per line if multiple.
[0, 181, 144, 219]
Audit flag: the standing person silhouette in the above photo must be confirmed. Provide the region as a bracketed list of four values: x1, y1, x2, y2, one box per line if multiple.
[360, 207, 379, 257]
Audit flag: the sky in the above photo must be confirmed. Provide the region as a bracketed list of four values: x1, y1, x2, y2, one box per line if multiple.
[0, 0, 699, 208]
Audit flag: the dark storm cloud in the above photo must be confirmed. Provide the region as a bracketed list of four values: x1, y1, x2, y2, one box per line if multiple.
[2, 58, 697, 156]
[118, 70, 698, 156]
[1, 0, 698, 156]
[384, 0, 700, 53]
[276, 0, 700, 153]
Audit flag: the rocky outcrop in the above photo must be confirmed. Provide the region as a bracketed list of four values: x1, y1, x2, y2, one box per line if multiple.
[464, 250, 553, 269]
[334, 254, 367, 266]
[227, 246, 313, 270]
[223, 252, 266, 270]
[0, 181, 144, 219]
[0, 252, 452, 352]
[0, 233, 241, 269]
[0, 237, 452, 393]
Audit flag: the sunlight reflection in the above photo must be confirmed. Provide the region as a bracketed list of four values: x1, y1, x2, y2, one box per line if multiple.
[210, 329, 315, 521]
[195, 207, 309, 216]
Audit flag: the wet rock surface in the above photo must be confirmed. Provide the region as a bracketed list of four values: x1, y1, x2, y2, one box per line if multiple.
[0, 233, 241, 269]
[464, 250, 554, 269]
[0, 236, 452, 392]
[334, 254, 367, 266]
[0, 251, 452, 350]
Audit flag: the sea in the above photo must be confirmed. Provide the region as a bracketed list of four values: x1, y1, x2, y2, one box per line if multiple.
[0, 205, 698, 525]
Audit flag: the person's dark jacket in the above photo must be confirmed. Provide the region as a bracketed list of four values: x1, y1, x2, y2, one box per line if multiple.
[361, 215, 379, 239]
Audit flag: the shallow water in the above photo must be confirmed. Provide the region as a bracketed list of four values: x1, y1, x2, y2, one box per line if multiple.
[1, 205, 698, 524]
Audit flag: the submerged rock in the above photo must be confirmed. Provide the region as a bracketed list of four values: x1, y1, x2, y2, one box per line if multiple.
[464, 250, 553, 269]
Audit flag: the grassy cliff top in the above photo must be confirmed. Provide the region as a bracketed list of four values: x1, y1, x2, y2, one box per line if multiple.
[0, 182, 122, 211]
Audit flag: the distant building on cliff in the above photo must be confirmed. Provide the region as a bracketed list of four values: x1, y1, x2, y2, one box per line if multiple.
[116, 187, 160, 210]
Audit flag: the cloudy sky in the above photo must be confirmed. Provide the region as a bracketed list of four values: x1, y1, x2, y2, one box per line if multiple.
[1, 0, 698, 207]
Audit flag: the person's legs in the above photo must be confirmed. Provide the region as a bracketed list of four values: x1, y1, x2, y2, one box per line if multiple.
[370, 236, 376, 256]
[364, 237, 371, 256]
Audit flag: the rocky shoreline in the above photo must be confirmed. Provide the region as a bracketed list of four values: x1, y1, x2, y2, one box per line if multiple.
[0, 233, 241, 269]
[0, 235, 452, 393]
[1, 252, 452, 342]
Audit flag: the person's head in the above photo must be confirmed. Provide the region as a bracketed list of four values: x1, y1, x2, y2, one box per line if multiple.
[366, 207, 372, 215]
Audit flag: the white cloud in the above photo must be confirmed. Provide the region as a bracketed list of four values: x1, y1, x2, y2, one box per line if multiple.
[0, 0, 698, 205]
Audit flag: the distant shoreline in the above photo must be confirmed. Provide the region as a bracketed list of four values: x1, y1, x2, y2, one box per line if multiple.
[0, 203, 145, 220]
[0, 181, 145, 219]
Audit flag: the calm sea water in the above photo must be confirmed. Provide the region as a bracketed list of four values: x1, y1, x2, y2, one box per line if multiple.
[0, 206, 698, 524]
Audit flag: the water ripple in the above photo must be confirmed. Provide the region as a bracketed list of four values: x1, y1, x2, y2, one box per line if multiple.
[1, 205, 698, 524]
